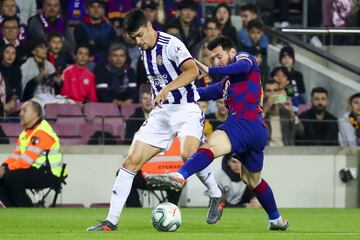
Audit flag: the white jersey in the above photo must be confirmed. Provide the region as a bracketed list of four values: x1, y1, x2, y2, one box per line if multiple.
[141, 32, 200, 104]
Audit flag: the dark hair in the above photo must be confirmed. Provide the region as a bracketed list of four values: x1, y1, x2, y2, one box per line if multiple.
[177, 0, 196, 10]
[204, 17, 221, 30]
[207, 35, 236, 51]
[47, 31, 64, 43]
[270, 66, 289, 79]
[247, 19, 263, 31]
[349, 92, 360, 105]
[212, 3, 232, 25]
[239, 3, 258, 14]
[75, 44, 90, 55]
[29, 100, 43, 117]
[0, 15, 20, 29]
[311, 87, 328, 97]
[264, 79, 278, 86]
[123, 9, 148, 33]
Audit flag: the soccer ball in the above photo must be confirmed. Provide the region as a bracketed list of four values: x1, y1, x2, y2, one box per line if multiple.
[151, 202, 182, 232]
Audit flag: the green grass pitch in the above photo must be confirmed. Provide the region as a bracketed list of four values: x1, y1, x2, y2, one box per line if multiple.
[0, 208, 359, 240]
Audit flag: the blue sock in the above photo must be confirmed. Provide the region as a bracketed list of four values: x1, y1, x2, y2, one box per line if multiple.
[178, 148, 214, 179]
[253, 179, 280, 220]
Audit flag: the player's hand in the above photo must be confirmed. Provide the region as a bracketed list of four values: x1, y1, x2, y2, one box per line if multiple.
[155, 87, 169, 107]
[194, 59, 209, 74]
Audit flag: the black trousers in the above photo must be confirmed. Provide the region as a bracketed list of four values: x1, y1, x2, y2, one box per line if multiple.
[0, 166, 59, 207]
[126, 171, 182, 207]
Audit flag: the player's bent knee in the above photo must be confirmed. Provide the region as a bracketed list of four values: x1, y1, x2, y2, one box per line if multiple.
[122, 154, 142, 172]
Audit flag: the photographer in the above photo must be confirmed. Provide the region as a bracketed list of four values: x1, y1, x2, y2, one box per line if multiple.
[21, 39, 60, 101]
[263, 80, 303, 146]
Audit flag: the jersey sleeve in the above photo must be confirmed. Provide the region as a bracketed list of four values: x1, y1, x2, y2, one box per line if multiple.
[167, 37, 193, 68]
[208, 52, 254, 76]
[197, 81, 223, 101]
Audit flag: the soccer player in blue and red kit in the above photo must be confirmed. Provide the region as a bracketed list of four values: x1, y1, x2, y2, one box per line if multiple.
[148, 36, 289, 230]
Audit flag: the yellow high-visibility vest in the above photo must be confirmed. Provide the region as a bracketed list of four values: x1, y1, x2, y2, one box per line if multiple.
[19, 120, 65, 177]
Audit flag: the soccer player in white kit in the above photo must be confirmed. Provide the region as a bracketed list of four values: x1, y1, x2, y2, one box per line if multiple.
[87, 9, 224, 231]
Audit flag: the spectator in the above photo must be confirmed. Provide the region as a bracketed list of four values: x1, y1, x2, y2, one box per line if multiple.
[169, 0, 201, 52]
[66, 0, 86, 27]
[206, 98, 228, 129]
[107, 0, 132, 34]
[339, 92, 360, 146]
[0, 16, 27, 64]
[238, 4, 269, 51]
[120, 32, 142, 80]
[125, 91, 153, 144]
[213, 3, 238, 48]
[0, 70, 17, 119]
[28, 0, 66, 41]
[21, 39, 57, 101]
[15, 0, 37, 25]
[74, 0, 117, 66]
[47, 31, 72, 73]
[0, 100, 66, 207]
[192, 17, 221, 60]
[0, 0, 27, 43]
[0, 44, 21, 100]
[60, 45, 98, 103]
[195, 43, 212, 88]
[246, 20, 268, 51]
[263, 80, 303, 146]
[270, 66, 299, 113]
[163, 0, 203, 27]
[141, 0, 163, 31]
[279, 46, 306, 103]
[297, 87, 338, 146]
[214, 154, 260, 208]
[164, 21, 182, 40]
[95, 43, 137, 106]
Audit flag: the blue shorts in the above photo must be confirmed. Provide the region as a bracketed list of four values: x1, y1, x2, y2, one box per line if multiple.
[217, 117, 267, 172]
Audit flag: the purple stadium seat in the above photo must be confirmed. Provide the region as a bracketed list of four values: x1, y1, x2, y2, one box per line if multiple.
[83, 103, 120, 121]
[78, 122, 115, 144]
[94, 116, 125, 141]
[120, 104, 140, 119]
[0, 123, 23, 143]
[45, 103, 83, 119]
[53, 117, 87, 145]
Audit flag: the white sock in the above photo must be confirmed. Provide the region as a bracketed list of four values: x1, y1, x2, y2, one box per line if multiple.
[196, 165, 222, 198]
[106, 167, 136, 225]
[269, 216, 282, 223]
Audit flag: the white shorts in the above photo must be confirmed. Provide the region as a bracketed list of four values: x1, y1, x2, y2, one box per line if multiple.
[133, 103, 205, 150]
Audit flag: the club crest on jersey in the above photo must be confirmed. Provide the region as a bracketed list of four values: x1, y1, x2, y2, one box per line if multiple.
[156, 54, 163, 65]
[223, 78, 231, 99]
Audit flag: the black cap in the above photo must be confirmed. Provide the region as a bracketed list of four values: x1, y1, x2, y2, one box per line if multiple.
[141, 0, 158, 10]
[178, 0, 196, 10]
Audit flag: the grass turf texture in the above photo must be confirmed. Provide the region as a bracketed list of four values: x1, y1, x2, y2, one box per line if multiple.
[0, 208, 359, 240]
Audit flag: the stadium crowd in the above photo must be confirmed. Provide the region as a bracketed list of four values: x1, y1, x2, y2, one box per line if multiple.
[0, 0, 358, 147]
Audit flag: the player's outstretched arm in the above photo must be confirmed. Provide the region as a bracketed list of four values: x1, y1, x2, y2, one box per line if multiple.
[194, 59, 209, 75]
[155, 59, 199, 106]
[197, 81, 223, 101]
[209, 58, 252, 76]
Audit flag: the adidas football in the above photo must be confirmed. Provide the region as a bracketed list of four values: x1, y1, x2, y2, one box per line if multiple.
[151, 202, 182, 232]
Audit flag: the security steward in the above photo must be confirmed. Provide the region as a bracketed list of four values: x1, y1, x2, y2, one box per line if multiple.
[0, 100, 66, 207]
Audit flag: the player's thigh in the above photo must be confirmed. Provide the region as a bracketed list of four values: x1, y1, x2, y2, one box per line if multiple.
[134, 108, 173, 150]
[180, 135, 201, 160]
[240, 164, 261, 189]
[122, 140, 161, 172]
[202, 130, 232, 158]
